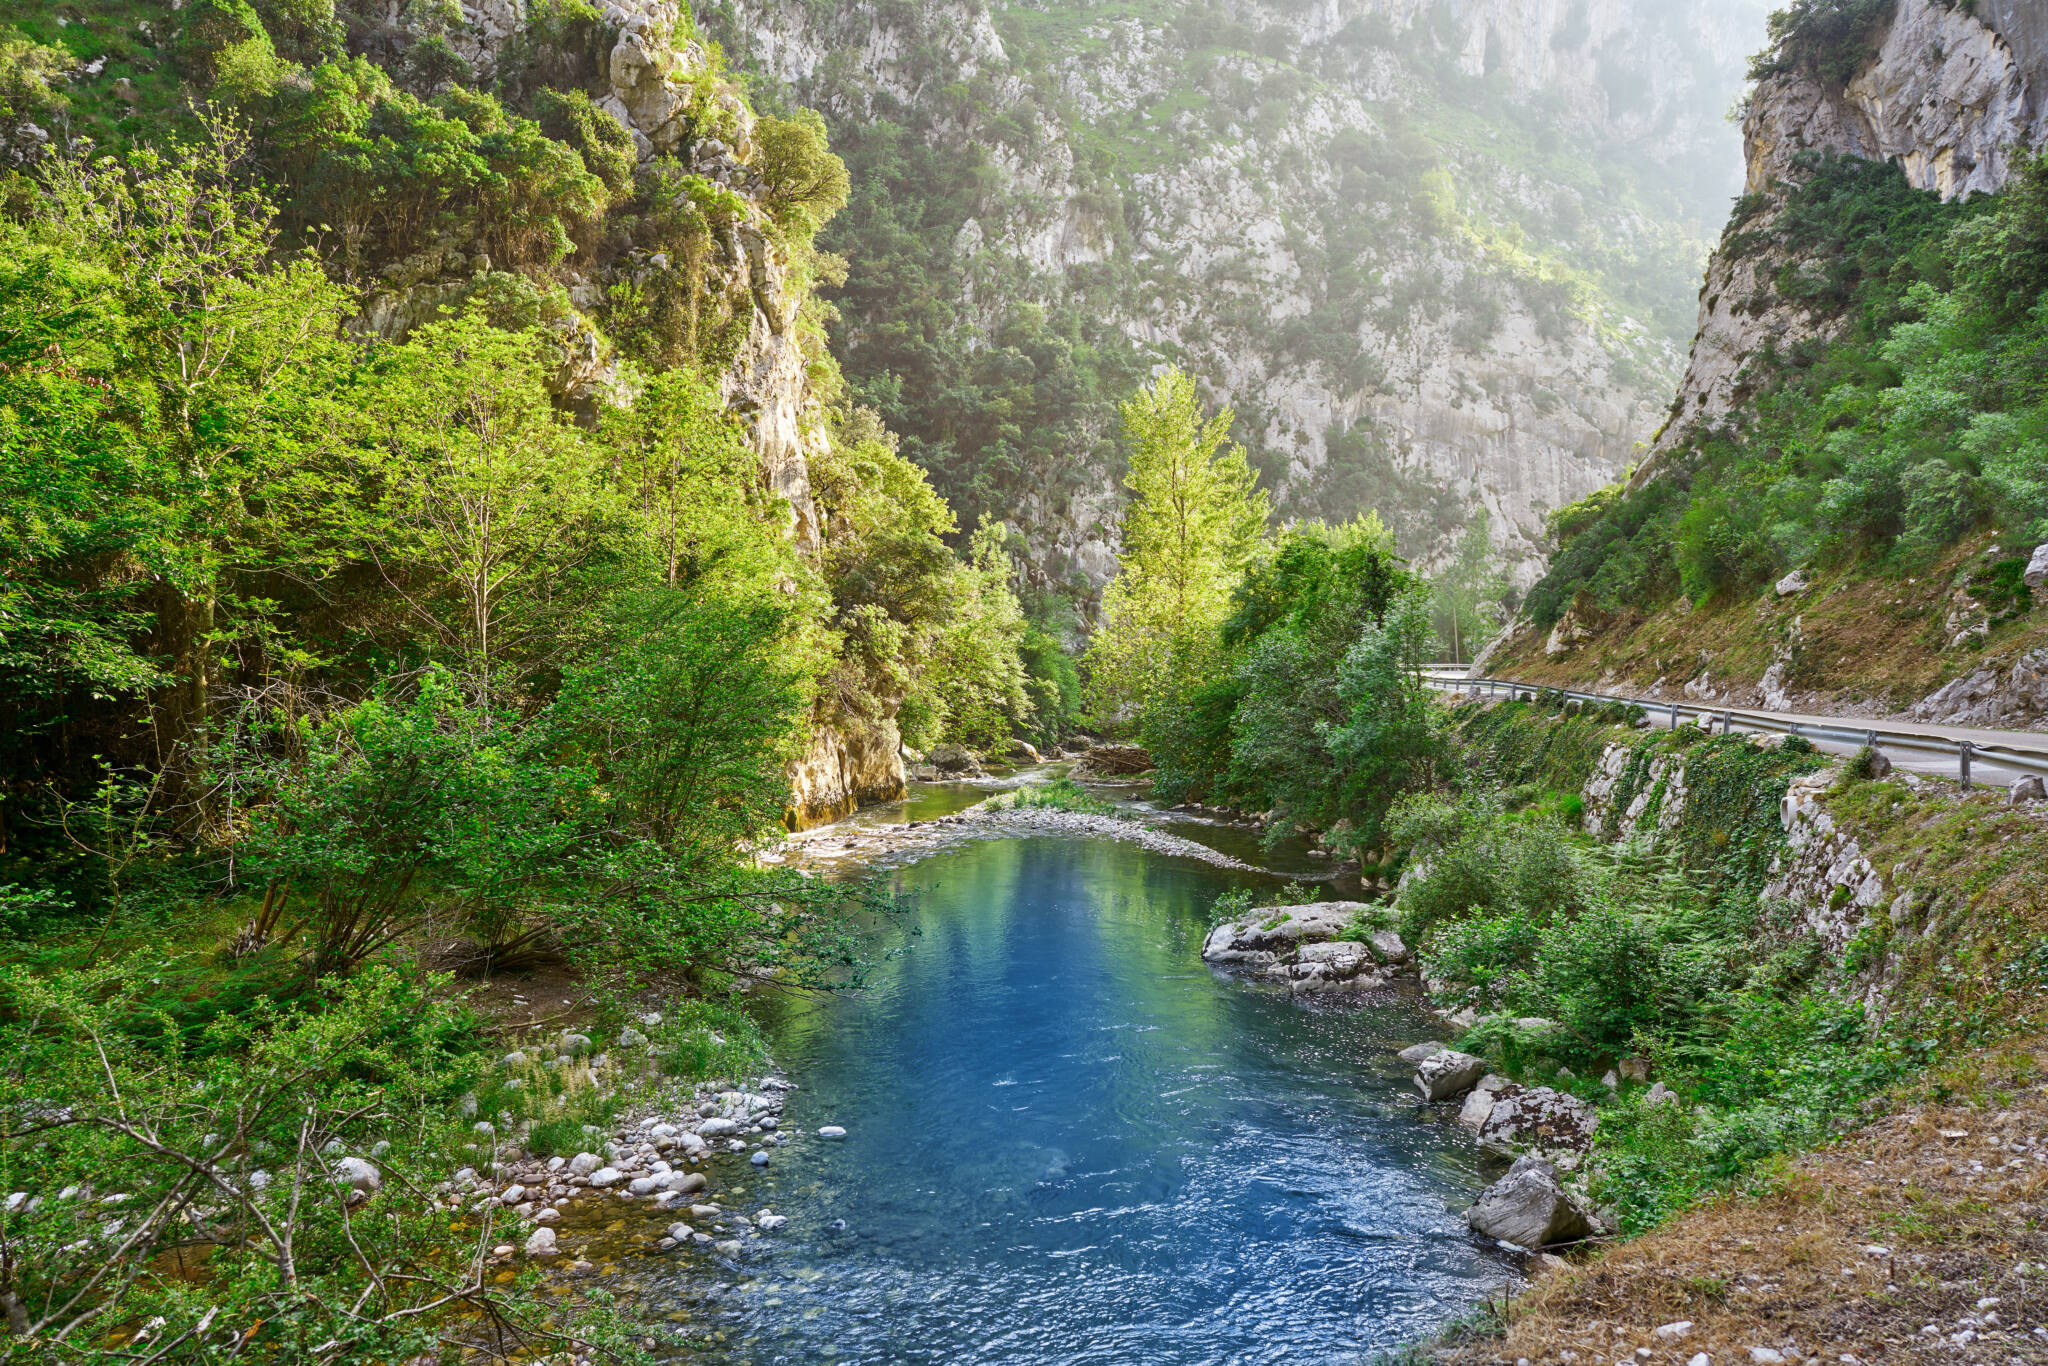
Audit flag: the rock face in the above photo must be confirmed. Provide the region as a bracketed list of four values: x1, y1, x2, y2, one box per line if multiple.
[713, 0, 1768, 591]
[1907, 648, 2048, 730]
[1467, 1154, 1593, 1249]
[1645, 0, 2048, 470]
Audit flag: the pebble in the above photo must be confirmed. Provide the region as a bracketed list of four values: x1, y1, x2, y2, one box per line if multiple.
[750, 1151, 769, 1166]
[818, 1125, 847, 1140]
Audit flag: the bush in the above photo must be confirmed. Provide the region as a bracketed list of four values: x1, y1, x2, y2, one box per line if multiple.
[533, 86, 636, 194]
[0, 960, 646, 1360]
[753, 108, 850, 244]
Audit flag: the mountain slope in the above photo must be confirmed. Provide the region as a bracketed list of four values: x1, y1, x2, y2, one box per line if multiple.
[706, 0, 1769, 596]
[1503, 0, 2048, 728]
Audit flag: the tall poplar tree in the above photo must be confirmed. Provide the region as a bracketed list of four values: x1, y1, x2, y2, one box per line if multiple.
[1084, 367, 1268, 727]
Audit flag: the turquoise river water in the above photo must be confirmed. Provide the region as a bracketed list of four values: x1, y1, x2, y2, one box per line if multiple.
[617, 783, 1511, 1364]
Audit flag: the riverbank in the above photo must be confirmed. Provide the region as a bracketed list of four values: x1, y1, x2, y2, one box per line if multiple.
[768, 793, 1270, 875]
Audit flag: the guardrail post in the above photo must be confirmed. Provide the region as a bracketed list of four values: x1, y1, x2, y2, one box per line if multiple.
[1960, 741, 1973, 790]
[1669, 703, 1679, 729]
[1722, 709, 1733, 736]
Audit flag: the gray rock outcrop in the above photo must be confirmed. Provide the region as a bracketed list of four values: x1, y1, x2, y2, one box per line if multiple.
[1908, 648, 2048, 730]
[1202, 902, 1394, 994]
[1414, 1049, 1490, 1102]
[1645, 0, 2048, 471]
[1466, 1154, 1593, 1249]
[715, 0, 1770, 592]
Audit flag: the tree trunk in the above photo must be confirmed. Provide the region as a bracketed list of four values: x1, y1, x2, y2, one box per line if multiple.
[154, 587, 216, 837]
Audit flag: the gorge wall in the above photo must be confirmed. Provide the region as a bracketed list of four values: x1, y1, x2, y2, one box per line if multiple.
[1645, 0, 2048, 473]
[374, 0, 909, 821]
[706, 0, 1770, 595]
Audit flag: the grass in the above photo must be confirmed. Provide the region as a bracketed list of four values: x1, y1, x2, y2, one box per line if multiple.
[990, 776, 1127, 818]
[1497, 528, 2048, 715]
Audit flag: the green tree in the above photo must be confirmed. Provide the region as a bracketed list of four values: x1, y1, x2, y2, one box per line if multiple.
[24, 125, 354, 829]
[753, 108, 851, 245]
[1084, 367, 1268, 726]
[354, 313, 620, 707]
[904, 521, 1034, 750]
[1430, 508, 1509, 663]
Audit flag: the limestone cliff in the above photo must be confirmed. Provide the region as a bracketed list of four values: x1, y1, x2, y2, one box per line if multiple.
[1643, 0, 2048, 479]
[708, 0, 1769, 592]
[368, 0, 901, 822]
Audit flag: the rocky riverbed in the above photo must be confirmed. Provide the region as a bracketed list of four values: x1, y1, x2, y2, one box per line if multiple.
[1199, 897, 1611, 1254]
[767, 800, 1269, 876]
[434, 1039, 834, 1280]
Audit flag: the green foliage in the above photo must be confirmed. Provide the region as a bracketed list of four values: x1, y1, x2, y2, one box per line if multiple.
[1526, 150, 2041, 624]
[808, 116, 1146, 569]
[0, 960, 648, 1361]
[1398, 702, 1929, 1232]
[240, 668, 588, 975]
[754, 107, 851, 244]
[0, 26, 69, 131]
[1139, 512, 1444, 851]
[1429, 508, 1509, 663]
[992, 776, 1121, 817]
[1085, 367, 1269, 725]
[532, 85, 636, 195]
[1748, 0, 1896, 89]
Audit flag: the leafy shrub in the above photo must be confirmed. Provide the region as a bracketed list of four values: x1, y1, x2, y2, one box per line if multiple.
[754, 108, 850, 244]
[0, 961, 645, 1360]
[533, 86, 636, 194]
[1749, 0, 1896, 88]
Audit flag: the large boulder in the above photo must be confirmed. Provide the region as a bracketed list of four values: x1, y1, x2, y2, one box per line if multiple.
[1202, 902, 1368, 960]
[1467, 1154, 1593, 1249]
[1203, 903, 1390, 992]
[929, 743, 983, 776]
[1457, 1074, 1512, 1130]
[1414, 1049, 1489, 1102]
[1368, 929, 1410, 963]
[1471, 1084, 1599, 1156]
[332, 1156, 382, 1197]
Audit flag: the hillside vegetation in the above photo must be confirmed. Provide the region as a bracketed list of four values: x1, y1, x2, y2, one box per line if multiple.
[0, 0, 1057, 1354]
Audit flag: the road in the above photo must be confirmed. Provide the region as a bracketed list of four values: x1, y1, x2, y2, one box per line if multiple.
[1424, 670, 2048, 791]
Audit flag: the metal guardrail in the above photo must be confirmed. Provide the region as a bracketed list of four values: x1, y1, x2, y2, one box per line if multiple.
[1425, 674, 2048, 790]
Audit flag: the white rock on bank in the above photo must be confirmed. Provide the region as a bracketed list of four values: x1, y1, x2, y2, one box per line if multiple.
[524, 1226, 559, 1257]
[1414, 1049, 1489, 1102]
[1466, 1154, 1592, 1249]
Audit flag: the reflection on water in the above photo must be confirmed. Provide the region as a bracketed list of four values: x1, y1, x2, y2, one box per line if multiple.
[629, 833, 1509, 1365]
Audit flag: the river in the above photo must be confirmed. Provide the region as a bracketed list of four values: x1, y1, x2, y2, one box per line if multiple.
[612, 781, 1513, 1364]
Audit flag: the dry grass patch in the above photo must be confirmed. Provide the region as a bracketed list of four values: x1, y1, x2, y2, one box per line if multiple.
[1436, 1038, 2048, 1365]
[1495, 535, 2048, 722]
